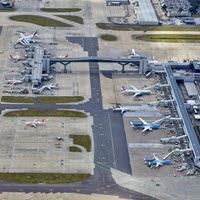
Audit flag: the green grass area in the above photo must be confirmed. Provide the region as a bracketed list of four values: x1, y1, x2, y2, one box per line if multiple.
[69, 146, 82, 152]
[194, 126, 200, 144]
[96, 23, 200, 31]
[0, 8, 15, 12]
[9, 15, 73, 27]
[70, 135, 91, 152]
[36, 96, 84, 103]
[0, 173, 89, 184]
[100, 34, 117, 41]
[96, 23, 108, 29]
[1, 96, 36, 103]
[193, 14, 200, 17]
[136, 34, 200, 43]
[1, 96, 84, 104]
[55, 15, 83, 24]
[41, 8, 81, 12]
[4, 109, 87, 117]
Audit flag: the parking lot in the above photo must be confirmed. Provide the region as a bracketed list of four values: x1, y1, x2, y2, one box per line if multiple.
[0, 115, 93, 173]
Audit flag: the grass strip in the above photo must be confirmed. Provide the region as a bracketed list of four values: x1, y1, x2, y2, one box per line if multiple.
[96, 23, 108, 29]
[136, 34, 200, 43]
[1, 96, 84, 104]
[100, 34, 117, 41]
[36, 96, 84, 103]
[69, 146, 82, 152]
[70, 135, 91, 152]
[41, 8, 81, 12]
[96, 23, 200, 31]
[0, 173, 89, 184]
[4, 109, 87, 117]
[0, 8, 15, 12]
[9, 15, 73, 27]
[55, 15, 83, 24]
[1, 96, 36, 103]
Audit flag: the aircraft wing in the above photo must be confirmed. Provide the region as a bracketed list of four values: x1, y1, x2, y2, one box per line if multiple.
[153, 153, 159, 160]
[139, 117, 148, 124]
[142, 126, 150, 132]
[33, 119, 37, 122]
[130, 85, 138, 90]
[155, 162, 160, 168]
[133, 92, 141, 97]
[121, 109, 125, 113]
[31, 124, 37, 128]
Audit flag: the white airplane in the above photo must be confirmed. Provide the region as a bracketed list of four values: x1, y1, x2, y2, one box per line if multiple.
[10, 54, 26, 61]
[148, 56, 158, 65]
[39, 83, 59, 91]
[25, 119, 46, 128]
[112, 105, 135, 113]
[121, 85, 151, 97]
[4, 77, 24, 85]
[130, 117, 164, 132]
[15, 29, 38, 45]
[144, 153, 172, 168]
[52, 54, 68, 58]
[129, 48, 140, 57]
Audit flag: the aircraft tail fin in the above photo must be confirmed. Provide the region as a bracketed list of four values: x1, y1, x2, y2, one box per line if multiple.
[33, 29, 38, 38]
[5, 77, 8, 81]
[65, 54, 68, 58]
[130, 120, 136, 127]
[121, 86, 126, 92]
[41, 119, 45, 123]
[144, 156, 149, 161]
[112, 106, 115, 110]
[56, 84, 59, 87]
[10, 54, 14, 59]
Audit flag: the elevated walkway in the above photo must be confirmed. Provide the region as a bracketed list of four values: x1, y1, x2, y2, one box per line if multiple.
[49, 56, 148, 73]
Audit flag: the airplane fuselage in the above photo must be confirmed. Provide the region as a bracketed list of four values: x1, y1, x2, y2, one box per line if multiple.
[132, 123, 160, 128]
[145, 159, 171, 164]
[122, 89, 151, 95]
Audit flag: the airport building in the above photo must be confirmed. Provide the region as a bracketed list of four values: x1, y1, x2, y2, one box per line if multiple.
[134, 0, 159, 25]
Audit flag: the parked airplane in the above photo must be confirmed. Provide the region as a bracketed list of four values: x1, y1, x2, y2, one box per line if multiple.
[4, 77, 24, 85]
[121, 85, 151, 97]
[15, 29, 38, 45]
[52, 54, 68, 58]
[129, 48, 140, 57]
[130, 117, 164, 132]
[144, 153, 172, 168]
[148, 56, 158, 65]
[25, 119, 46, 127]
[10, 54, 26, 61]
[39, 83, 59, 91]
[112, 105, 135, 113]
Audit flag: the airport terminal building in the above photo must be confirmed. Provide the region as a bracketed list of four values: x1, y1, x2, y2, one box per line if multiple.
[134, 0, 159, 25]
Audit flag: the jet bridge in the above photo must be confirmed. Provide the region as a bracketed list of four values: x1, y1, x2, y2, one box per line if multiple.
[165, 65, 200, 169]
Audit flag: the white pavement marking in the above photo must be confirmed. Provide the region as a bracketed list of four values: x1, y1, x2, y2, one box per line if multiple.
[108, 113, 116, 169]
